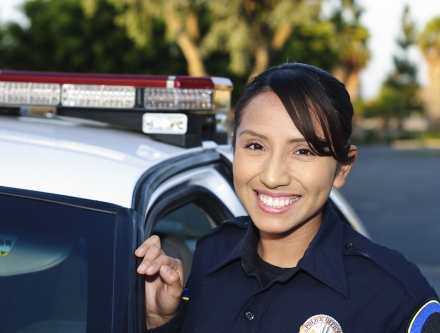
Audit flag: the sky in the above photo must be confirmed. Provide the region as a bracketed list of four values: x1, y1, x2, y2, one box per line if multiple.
[1, 0, 440, 100]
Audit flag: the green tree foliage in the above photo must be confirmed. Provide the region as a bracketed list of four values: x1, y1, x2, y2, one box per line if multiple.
[82, 0, 211, 75]
[274, 21, 339, 72]
[82, 0, 369, 82]
[0, 0, 187, 74]
[360, 6, 422, 126]
[0, 0, 371, 103]
[419, 17, 440, 56]
[199, 0, 325, 80]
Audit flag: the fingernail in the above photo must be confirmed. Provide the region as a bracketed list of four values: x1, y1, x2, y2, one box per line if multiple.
[162, 265, 171, 275]
[135, 248, 144, 255]
[146, 265, 154, 274]
[138, 263, 146, 272]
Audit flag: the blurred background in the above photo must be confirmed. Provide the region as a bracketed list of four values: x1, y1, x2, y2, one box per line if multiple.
[0, 0, 439, 293]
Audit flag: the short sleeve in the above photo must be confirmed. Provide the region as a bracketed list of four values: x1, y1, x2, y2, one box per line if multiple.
[386, 291, 439, 333]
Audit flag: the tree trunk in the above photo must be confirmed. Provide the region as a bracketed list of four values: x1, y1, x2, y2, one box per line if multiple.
[164, 11, 207, 76]
[422, 56, 440, 127]
[345, 70, 360, 101]
[248, 40, 269, 81]
[271, 25, 293, 51]
[332, 64, 360, 101]
[176, 32, 207, 76]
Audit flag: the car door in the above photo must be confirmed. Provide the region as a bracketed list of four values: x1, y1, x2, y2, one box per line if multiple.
[133, 147, 246, 331]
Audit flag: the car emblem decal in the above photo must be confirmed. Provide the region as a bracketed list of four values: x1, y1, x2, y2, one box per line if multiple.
[299, 314, 343, 333]
[0, 234, 18, 257]
[407, 299, 440, 333]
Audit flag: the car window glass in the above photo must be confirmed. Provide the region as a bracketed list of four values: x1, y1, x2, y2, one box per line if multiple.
[0, 193, 120, 333]
[153, 203, 215, 283]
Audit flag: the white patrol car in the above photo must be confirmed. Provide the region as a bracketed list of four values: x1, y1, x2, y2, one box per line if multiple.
[0, 70, 368, 333]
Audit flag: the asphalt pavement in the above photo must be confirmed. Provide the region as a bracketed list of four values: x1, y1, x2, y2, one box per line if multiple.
[339, 145, 440, 296]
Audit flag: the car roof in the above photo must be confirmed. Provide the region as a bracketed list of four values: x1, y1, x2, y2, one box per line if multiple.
[0, 116, 196, 208]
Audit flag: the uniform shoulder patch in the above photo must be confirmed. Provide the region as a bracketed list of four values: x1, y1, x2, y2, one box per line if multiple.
[407, 299, 440, 333]
[299, 315, 343, 333]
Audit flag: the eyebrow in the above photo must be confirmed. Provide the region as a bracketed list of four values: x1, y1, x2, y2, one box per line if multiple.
[238, 129, 307, 143]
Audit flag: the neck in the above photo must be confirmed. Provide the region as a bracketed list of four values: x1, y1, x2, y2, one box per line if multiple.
[257, 214, 322, 268]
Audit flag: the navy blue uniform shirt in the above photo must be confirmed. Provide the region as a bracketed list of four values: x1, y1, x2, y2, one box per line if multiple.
[149, 203, 439, 332]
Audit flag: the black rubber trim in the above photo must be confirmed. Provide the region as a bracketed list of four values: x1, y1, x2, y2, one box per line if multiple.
[144, 184, 233, 235]
[132, 150, 222, 217]
[0, 186, 121, 215]
[137, 184, 234, 333]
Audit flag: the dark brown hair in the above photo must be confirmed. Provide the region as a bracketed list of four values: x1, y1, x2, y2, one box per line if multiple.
[232, 63, 354, 162]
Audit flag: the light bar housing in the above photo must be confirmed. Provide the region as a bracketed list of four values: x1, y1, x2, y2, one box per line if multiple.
[142, 113, 188, 134]
[0, 70, 233, 147]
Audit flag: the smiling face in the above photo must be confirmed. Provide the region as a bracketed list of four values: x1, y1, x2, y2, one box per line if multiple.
[233, 92, 354, 239]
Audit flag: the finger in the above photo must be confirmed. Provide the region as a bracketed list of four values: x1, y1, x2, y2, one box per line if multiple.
[142, 255, 183, 282]
[135, 235, 161, 258]
[159, 265, 184, 296]
[137, 245, 164, 274]
[161, 258, 184, 287]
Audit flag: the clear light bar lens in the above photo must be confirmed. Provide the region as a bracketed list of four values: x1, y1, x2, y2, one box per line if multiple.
[0, 81, 60, 105]
[61, 84, 135, 108]
[213, 89, 231, 113]
[144, 88, 212, 110]
[142, 113, 187, 134]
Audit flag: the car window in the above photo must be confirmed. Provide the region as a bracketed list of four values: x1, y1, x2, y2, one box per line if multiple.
[153, 203, 215, 284]
[0, 191, 127, 333]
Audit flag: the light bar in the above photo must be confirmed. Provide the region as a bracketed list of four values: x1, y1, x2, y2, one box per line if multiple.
[0, 70, 234, 147]
[144, 88, 212, 110]
[142, 113, 188, 134]
[0, 81, 60, 105]
[61, 84, 135, 108]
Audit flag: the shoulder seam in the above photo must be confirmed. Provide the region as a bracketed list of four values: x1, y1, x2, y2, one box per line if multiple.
[342, 226, 426, 298]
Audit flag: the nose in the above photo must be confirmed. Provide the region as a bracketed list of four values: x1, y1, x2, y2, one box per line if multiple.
[259, 153, 290, 188]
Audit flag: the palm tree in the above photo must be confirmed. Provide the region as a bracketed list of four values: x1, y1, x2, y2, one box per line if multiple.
[329, 0, 370, 101]
[419, 17, 440, 127]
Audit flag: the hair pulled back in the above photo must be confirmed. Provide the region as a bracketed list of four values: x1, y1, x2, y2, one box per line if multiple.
[232, 63, 354, 163]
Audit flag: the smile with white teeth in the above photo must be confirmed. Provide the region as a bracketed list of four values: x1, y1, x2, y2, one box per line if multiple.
[257, 193, 299, 208]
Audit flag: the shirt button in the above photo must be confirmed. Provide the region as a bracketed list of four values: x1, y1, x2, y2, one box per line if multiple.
[244, 310, 255, 321]
[345, 242, 356, 251]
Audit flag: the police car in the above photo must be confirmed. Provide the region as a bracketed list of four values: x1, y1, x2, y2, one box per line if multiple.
[0, 70, 368, 333]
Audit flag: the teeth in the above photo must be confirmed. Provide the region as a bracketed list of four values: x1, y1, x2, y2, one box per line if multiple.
[267, 197, 273, 206]
[258, 193, 299, 208]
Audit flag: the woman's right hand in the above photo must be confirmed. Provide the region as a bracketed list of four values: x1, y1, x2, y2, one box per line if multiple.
[135, 235, 184, 329]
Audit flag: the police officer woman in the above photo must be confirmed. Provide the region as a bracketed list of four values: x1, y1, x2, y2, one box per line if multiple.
[135, 63, 439, 332]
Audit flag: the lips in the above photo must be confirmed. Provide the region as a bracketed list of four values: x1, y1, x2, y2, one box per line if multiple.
[257, 192, 300, 209]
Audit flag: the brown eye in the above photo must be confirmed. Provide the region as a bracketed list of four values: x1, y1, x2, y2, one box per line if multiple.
[246, 143, 264, 150]
[295, 149, 313, 155]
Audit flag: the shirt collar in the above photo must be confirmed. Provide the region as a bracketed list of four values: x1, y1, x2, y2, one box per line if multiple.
[298, 202, 349, 298]
[207, 202, 349, 298]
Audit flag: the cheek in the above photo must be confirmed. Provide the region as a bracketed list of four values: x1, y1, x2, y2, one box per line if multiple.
[232, 153, 263, 194]
[232, 154, 250, 188]
[292, 160, 337, 193]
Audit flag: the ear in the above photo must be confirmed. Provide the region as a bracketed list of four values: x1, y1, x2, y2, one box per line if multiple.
[332, 145, 357, 189]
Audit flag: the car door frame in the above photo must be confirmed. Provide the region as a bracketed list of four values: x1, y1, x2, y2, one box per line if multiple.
[132, 148, 246, 332]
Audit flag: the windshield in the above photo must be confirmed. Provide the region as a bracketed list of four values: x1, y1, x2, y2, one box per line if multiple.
[0, 190, 124, 333]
